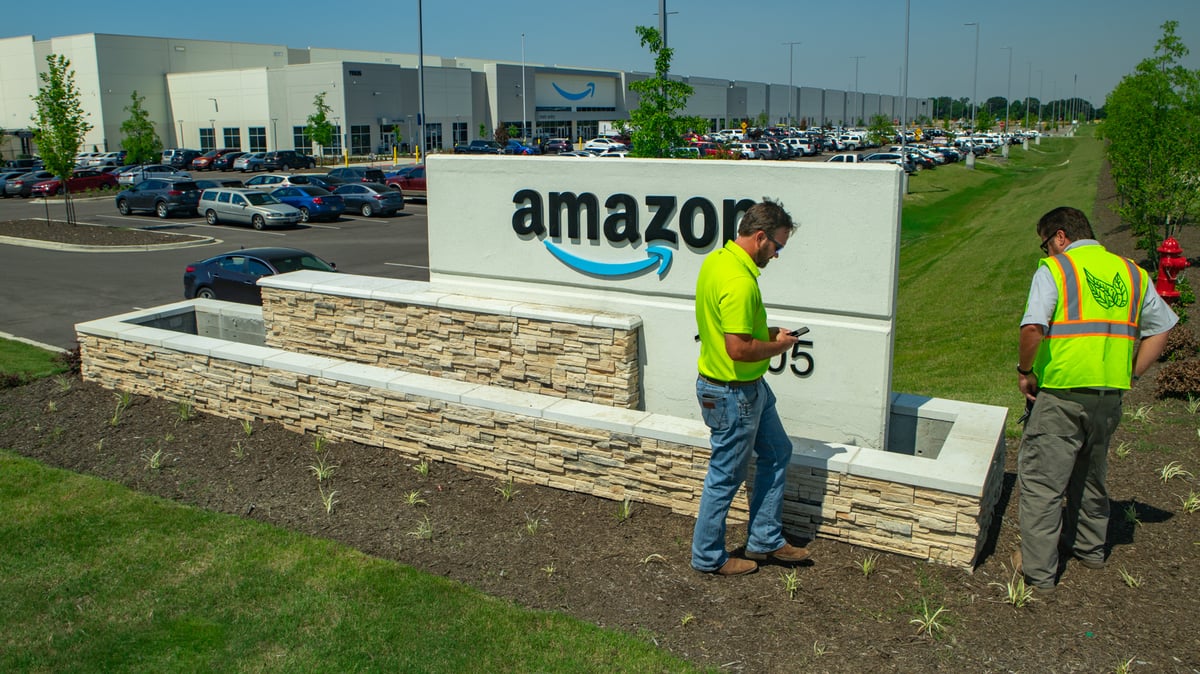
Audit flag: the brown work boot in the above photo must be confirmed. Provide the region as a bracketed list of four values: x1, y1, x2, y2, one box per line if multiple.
[746, 543, 811, 564]
[715, 557, 758, 576]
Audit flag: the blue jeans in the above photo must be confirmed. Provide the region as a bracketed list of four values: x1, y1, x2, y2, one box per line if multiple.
[691, 376, 793, 572]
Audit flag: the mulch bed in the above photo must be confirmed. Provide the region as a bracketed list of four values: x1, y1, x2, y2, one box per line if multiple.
[0, 219, 199, 246]
[2, 159, 1199, 671]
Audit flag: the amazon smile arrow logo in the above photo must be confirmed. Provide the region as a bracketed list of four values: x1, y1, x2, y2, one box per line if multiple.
[543, 241, 673, 278]
[552, 81, 596, 101]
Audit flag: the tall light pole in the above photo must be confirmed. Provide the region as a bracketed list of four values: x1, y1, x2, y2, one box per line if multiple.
[783, 41, 802, 126]
[1037, 69, 1044, 128]
[417, 0, 426, 158]
[901, 0, 910, 173]
[1001, 46, 1012, 135]
[964, 22, 979, 129]
[851, 55, 864, 125]
[1025, 62, 1031, 130]
[521, 33, 527, 141]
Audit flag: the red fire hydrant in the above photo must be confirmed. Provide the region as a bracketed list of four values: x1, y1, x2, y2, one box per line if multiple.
[1155, 237, 1189, 304]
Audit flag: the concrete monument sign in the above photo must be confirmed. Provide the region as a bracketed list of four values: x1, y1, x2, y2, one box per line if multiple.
[426, 155, 903, 450]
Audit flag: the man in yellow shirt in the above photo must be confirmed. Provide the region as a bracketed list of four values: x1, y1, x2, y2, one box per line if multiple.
[692, 198, 811, 576]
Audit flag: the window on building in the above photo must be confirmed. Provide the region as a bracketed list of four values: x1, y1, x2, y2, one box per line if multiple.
[223, 128, 241, 150]
[424, 123, 443, 151]
[248, 127, 267, 152]
[452, 122, 468, 145]
[350, 125, 370, 155]
[329, 126, 342, 155]
[199, 128, 215, 152]
[293, 126, 312, 154]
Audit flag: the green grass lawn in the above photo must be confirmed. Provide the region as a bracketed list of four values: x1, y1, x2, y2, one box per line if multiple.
[0, 339, 67, 381]
[894, 130, 1104, 429]
[0, 451, 699, 673]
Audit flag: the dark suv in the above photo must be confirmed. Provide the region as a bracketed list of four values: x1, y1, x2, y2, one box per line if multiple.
[114, 177, 202, 218]
[262, 150, 316, 171]
[325, 166, 386, 183]
[165, 149, 202, 170]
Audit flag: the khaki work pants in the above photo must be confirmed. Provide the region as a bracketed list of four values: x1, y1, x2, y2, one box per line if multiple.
[1017, 387, 1122, 588]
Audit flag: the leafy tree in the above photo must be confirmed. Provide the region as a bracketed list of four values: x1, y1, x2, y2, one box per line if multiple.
[1100, 20, 1200, 262]
[120, 90, 161, 165]
[478, 123, 487, 140]
[31, 54, 91, 225]
[305, 92, 335, 166]
[867, 114, 894, 146]
[494, 125, 510, 145]
[624, 26, 706, 158]
[974, 106, 996, 133]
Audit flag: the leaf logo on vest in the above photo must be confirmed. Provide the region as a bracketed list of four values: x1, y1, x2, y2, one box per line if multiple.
[552, 82, 595, 101]
[1084, 268, 1129, 309]
[512, 190, 757, 280]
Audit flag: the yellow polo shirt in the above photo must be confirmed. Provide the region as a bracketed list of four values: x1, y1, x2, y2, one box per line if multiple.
[695, 240, 770, 381]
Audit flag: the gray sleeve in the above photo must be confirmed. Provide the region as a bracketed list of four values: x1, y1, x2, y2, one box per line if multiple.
[1020, 266, 1057, 328]
[1139, 284, 1180, 337]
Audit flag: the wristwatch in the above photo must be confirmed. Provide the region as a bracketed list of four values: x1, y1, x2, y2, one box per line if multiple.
[1017, 365, 1033, 376]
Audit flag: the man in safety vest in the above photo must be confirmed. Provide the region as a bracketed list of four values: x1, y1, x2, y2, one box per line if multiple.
[1014, 206, 1177, 593]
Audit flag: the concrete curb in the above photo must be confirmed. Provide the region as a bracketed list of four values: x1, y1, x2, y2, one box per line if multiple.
[0, 234, 221, 253]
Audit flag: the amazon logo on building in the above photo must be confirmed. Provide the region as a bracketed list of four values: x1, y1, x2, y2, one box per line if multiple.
[512, 189, 756, 279]
[551, 81, 595, 101]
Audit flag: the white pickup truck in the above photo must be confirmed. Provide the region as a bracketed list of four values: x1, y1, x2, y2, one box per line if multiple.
[825, 153, 863, 163]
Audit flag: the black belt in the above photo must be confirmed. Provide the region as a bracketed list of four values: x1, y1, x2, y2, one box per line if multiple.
[1051, 387, 1122, 396]
[699, 374, 761, 388]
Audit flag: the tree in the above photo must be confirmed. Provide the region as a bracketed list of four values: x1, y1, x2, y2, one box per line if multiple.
[305, 92, 335, 166]
[1101, 20, 1200, 262]
[120, 90, 161, 165]
[624, 26, 706, 158]
[494, 125, 510, 145]
[31, 54, 91, 225]
[974, 106, 996, 133]
[867, 114, 894, 146]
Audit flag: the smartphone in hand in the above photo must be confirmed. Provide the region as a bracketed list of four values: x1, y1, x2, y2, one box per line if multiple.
[788, 327, 810, 338]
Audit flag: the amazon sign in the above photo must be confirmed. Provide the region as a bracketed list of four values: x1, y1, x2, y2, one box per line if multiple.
[426, 154, 904, 450]
[535, 74, 616, 108]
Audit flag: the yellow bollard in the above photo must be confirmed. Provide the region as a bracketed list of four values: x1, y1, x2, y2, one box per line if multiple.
[393, 146, 398, 163]
[343, 150, 348, 167]
[416, 145, 421, 164]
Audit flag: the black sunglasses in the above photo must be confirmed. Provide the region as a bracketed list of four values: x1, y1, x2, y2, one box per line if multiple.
[764, 231, 785, 254]
[1039, 230, 1061, 254]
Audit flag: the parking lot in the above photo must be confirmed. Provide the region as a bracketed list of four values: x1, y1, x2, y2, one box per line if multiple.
[0, 166, 429, 349]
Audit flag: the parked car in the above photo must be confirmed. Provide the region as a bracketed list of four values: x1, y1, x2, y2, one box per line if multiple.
[243, 174, 297, 190]
[583, 137, 627, 153]
[729, 142, 758, 159]
[825, 153, 864, 164]
[453, 140, 503, 154]
[30, 170, 119, 196]
[87, 151, 128, 167]
[333, 182, 405, 217]
[163, 149, 202, 169]
[286, 174, 346, 190]
[0, 170, 29, 197]
[194, 178, 245, 190]
[261, 150, 316, 171]
[183, 247, 336, 305]
[325, 166, 386, 183]
[540, 138, 573, 154]
[4, 158, 43, 171]
[198, 187, 302, 230]
[384, 164, 426, 199]
[211, 151, 247, 171]
[118, 164, 189, 186]
[4, 170, 56, 197]
[503, 140, 538, 155]
[114, 177, 202, 218]
[232, 152, 267, 172]
[269, 185, 345, 222]
[191, 148, 241, 171]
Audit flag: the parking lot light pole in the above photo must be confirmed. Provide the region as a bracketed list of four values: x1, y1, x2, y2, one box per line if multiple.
[964, 22, 979, 130]
[783, 41, 801, 126]
[851, 55, 864, 126]
[1001, 46, 1012, 142]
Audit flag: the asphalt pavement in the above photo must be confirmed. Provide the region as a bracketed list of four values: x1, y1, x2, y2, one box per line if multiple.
[0, 170, 429, 349]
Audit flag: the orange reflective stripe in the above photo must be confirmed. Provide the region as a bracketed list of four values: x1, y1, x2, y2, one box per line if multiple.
[1122, 258, 1143, 325]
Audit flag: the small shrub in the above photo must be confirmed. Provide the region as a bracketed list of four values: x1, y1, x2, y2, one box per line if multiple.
[858, 553, 880, 577]
[1155, 359, 1200, 400]
[780, 568, 801, 600]
[54, 343, 81, 375]
[1159, 323, 1197, 362]
[615, 497, 634, 523]
[495, 478, 520, 502]
[413, 459, 430, 477]
[910, 599, 949, 638]
[240, 419, 254, 437]
[404, 490, 427, 507]
[53, 375, 72, 392]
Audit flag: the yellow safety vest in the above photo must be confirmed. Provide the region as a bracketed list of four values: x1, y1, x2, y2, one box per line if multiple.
[1033, 245, 1149, 389]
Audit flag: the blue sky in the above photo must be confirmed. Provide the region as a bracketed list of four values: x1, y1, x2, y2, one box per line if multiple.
[6, 0, 1199, 107]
